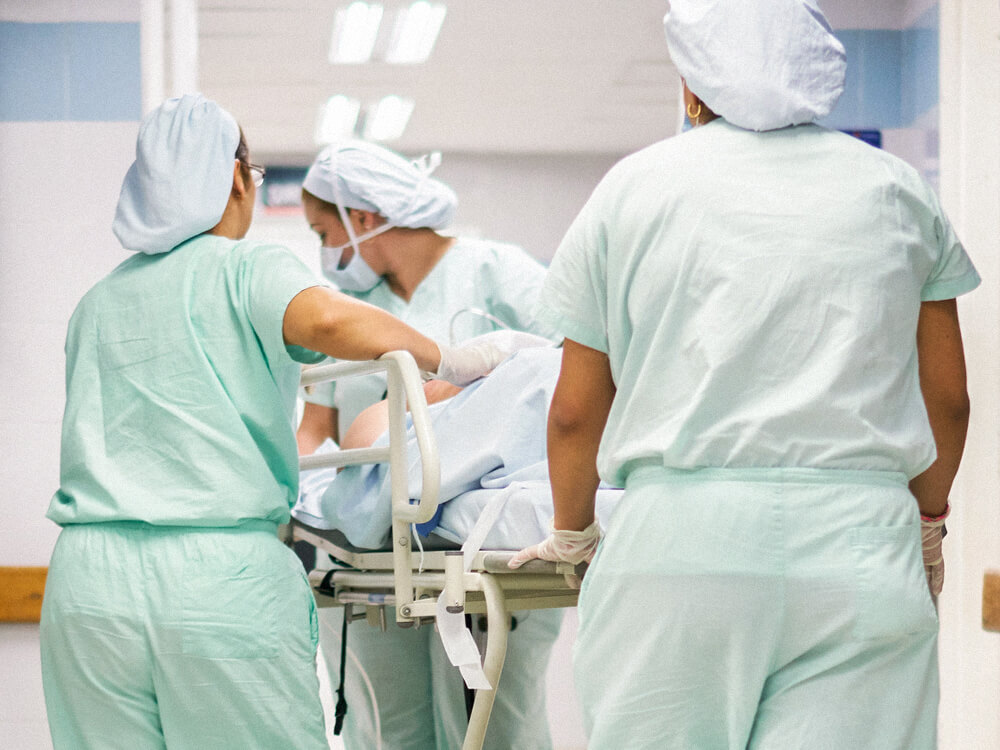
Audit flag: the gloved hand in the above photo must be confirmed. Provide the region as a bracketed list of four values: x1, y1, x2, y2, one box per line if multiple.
[433, 330, 554, 386]
[920, 504, 950, 597]
[434, 340, 506, 386]
[508, 520, 602, 588]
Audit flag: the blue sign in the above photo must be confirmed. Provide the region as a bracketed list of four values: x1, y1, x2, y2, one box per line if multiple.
[841, 129, 882, 148]
[261, 167, 309, 208]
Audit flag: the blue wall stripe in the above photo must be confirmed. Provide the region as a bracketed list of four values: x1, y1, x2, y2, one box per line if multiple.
[901, 7, 939, 125]
[819, 8, 939, 132]
[824, 29, 903, 130]
[0, 22, 141, 122]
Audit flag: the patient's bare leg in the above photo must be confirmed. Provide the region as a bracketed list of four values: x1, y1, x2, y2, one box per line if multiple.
[340, 380, 462, 450]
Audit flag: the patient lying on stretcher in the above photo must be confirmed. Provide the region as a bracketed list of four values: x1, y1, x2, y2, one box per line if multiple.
[292, 341, 621, 551]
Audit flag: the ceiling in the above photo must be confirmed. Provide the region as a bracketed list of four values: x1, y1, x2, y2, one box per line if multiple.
[190, 0, 920, 163]
[194, 0, 681, 163]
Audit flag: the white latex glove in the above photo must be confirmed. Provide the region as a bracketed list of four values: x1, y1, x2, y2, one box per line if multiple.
[433, 330, 554, 386]
[434, 340, 505, 386]
[921, 504, 950, 597]
[508, 520, 602, 588]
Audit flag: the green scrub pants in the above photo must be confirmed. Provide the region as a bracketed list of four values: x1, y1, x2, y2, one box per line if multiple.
[575, 467, 940, 750]
[40, 521, 328, 750]
[319, 603, 562, 749]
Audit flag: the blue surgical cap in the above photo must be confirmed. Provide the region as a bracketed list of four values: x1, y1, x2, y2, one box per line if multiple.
[302, 140, 457, 230]
[113, 94, 241, 255]
[664, 0, 846, 132]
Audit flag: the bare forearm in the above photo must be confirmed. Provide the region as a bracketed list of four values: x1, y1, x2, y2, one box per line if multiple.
[548, 421, 603, 531]
[284, 287, 441, 371]
[312, 304, 440, 369]
[909, 298, 970, 517]
[909, 401, 969, 516]
[547, 339, 616, 531]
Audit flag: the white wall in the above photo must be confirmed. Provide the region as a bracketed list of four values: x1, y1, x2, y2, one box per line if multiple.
[0, 0, 141, 564]
[0, 4, 143, 748]
[937, 1, 1000, 748]
[0, 123, 136, 566]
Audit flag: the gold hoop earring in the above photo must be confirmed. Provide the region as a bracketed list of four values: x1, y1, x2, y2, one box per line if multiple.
[686, 101, 703, 126]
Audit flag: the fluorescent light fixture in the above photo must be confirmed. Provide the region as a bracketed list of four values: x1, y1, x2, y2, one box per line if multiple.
[363, 95, 415, 141]
[385, 2, 446, 64]
[329, 2, 384, 64]
[316, 95, 361, 144]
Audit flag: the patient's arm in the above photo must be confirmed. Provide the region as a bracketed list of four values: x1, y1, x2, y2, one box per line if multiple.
[297, 401, 339, 454]
[341, 380, 462, 450]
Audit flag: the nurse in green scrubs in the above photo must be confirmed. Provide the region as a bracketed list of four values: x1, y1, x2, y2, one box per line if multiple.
[511, 1, 979, 748]
[39, 94, 504, 750]
[297, 141, 563, 750]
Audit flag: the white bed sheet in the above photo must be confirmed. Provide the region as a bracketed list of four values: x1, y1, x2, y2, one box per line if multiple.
[434, 483, 623, 550]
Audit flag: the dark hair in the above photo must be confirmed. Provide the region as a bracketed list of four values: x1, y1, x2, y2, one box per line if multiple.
[301, 187, 342, 216]
[234, 128, 251, 180]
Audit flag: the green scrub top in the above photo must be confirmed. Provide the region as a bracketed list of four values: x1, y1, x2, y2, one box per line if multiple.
[48, 235, 326, 527]
[536, 120, 981, 487]
[306, 236, 556, 436]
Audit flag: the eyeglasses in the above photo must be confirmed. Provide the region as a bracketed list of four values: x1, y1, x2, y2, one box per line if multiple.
[246, 162, 266, 188]
[239, 160, 266, 188]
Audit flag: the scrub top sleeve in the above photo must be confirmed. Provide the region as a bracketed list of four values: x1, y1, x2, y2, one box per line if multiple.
[921, 202, 981, 301]
[534, 198, 610, 353]
[242, 244, 328, 366]
[486, 246, 560, 339]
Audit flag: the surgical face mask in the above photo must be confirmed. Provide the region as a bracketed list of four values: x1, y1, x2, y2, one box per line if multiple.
[320, 244, 346, 274]
[317, 203, 395, 292]
[324, 244, 382, 292]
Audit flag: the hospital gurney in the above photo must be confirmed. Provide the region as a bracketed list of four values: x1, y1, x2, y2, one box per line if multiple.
[285, 351, 584, 750]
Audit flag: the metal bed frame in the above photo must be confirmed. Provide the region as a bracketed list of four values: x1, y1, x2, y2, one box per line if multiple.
[286, 351, 582, 750]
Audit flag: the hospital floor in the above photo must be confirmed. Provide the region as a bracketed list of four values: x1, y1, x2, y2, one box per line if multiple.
[1, 613, 588, 749]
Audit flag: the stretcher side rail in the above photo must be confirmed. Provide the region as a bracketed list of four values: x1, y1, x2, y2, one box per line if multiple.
[298, 351, 441, 622]
[294, 352, 582, 750]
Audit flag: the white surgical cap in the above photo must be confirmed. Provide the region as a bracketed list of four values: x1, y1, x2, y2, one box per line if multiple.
[113, 94, 240, 255]
[663, 0, 846, 132]
[302, 140, 457, 229]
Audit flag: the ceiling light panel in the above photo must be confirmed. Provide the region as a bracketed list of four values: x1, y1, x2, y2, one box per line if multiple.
[363, 95, 415, 141]
[329, 2, 384, 64]
[316, 95, 361, 144]
[385, 2, 447, 64]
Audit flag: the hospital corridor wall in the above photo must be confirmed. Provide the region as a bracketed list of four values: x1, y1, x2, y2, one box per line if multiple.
[2, 0, 999, 748]
[0, 5, 145, 748]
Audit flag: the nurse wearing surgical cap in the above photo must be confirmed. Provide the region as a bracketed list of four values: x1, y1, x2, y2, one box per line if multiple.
[39, 95, 508, 750]
[296, 141, 562, 750]
[511, 1, 980, 748]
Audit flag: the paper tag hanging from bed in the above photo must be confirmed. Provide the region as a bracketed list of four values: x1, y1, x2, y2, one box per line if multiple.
[435, 593, 492, 690]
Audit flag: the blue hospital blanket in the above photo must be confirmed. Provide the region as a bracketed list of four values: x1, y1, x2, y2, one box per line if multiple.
[292, 347, 568, 549]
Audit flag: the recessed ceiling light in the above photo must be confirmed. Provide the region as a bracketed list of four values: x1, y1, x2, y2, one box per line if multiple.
[385, 2, 446, 64]
[316, 95, 361, 144]
[363, 95, 415, 141]
[329, 2, 384, 64]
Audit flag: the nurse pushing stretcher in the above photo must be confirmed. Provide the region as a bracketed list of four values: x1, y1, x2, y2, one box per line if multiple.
[512, 1, 979, 748]
[39, 94, 511, 750]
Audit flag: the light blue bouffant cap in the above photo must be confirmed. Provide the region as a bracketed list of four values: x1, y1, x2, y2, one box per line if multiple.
[664, 0, 846, 132]
[113, 94, 241, 254]
[302, 140, 457, 229]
